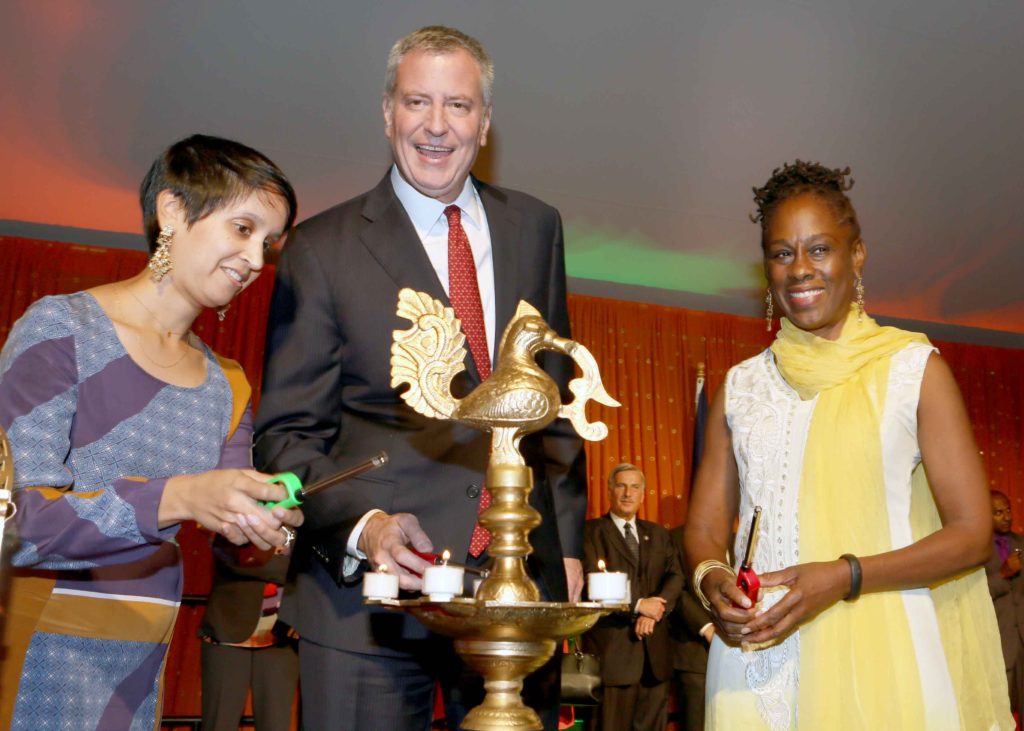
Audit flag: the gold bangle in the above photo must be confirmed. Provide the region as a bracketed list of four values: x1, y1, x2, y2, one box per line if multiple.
[692, 559, 736, 612]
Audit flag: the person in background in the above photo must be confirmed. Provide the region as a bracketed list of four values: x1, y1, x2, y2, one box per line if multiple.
[0, 134, 304, 730]
[668, 524, 713, 729]
[986, 490, 1024, 716]
[199, 536, 298, 731]
[253, 25, 585, 730]
[684, 160, 1012, 729]
[582, 463, 682, 731]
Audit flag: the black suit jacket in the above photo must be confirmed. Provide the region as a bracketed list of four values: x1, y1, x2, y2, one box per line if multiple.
[985, 532, 1024, 669]
[253, 173, 586, 656]
[200, 539, 290, 644]
[667, 525, 711, 673]
[582, 514, 682, 685]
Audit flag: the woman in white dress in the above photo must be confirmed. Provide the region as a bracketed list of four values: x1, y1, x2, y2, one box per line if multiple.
[683, 161, 1012, 730]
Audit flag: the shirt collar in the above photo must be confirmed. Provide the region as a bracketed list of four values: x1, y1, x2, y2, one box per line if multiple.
[390, 165, 482, 235]
[610, 512, 636, 534]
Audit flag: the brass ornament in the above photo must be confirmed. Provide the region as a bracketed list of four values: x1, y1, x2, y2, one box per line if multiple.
[0, 424, 17, 627]
[0, 427, 14, 523]
[148, 225, 174, 282]
[217, 304, 230, 322]
[855, 276, 865, 322]
[765, 289, 774, 331]
[386, 288, 622, 730]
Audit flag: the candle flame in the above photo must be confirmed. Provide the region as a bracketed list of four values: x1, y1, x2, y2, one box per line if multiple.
[441, 549, 451, 564]
[377, 564, 389, 573]
[597, 559, 607, 572]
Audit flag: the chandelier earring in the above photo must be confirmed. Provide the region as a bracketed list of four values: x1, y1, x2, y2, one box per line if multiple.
[765, 289, 774, 331]
[855, 276, 865, 322]
[149, 225, 174, 282]
[217, 304, 230, 322]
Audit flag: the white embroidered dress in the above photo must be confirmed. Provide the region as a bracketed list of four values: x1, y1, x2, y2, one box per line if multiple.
[704, 342, 961, 730]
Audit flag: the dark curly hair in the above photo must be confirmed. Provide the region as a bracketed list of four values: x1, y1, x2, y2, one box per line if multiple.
[751, 160, 860, 249]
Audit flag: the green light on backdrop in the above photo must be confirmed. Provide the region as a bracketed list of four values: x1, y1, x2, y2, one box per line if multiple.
[564, 223, 759, 296]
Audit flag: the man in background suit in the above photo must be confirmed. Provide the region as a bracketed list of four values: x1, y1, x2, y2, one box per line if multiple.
[986, 490, 1024, 715]
[253, 25, 586, 730]
[199, 540, 297, 731]
[668, 525, 713, 730]
[582, 463, 682, 731]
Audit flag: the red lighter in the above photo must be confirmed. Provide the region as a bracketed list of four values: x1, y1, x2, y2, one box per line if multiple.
[736, 506, 763, 605]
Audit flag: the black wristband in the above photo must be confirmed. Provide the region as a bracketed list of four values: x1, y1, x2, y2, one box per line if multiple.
[840, 554, 862, 602]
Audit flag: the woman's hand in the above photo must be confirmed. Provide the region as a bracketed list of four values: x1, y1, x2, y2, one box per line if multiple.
[741, 560, 850, 644]
[701, 566, 758, 644]
[160, 469, 305, 550]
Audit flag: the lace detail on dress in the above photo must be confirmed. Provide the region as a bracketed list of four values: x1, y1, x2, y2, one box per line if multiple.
[885, 342, 936, 464]
[725, 350, 807, 728]
[888, 342, 935, 395]
[742, 624, 799, 731]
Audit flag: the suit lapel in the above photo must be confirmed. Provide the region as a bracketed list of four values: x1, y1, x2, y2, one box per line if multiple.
[358, 174, 485, 383]
[477, 179, 520, 363]
[358, 174, 449, 304]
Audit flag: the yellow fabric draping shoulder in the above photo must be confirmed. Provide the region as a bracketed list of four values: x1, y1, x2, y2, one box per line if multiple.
[910, 465, 1012, 729]
[771, 307, 1011, 730]
[213, 353, 252, 443]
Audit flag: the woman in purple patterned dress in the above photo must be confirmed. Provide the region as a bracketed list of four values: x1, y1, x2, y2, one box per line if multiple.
[0, 134, 304, 730]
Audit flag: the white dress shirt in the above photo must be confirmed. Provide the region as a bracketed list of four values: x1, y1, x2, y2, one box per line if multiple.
[346, 168, 498, 568]
[389, 165, 496, 361]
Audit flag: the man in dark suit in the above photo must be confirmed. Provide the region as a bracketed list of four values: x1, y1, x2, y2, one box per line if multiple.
[668, 525, 713, 730]
[986, 490, 1024, 715]
[253, 25, 586, 730]
[199, 540, 297, 731]
[582, 463, 682, 731]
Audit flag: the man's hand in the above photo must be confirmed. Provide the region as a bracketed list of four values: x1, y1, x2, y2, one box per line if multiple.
[634, 615, 656, 639]
[358, 512, 433, 591]
[1001, 551, 1022, 579]
[564, 557, 583, 602]
[636, 596, 667, 621]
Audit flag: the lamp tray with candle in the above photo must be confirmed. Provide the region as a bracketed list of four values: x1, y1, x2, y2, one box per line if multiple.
[369, 289, 623, 731]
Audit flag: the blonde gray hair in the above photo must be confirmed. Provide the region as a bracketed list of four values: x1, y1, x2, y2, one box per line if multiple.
[607, 463, 645, 490]
[384, 25, 494, 106]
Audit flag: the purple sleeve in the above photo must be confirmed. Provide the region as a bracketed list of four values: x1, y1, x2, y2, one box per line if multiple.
[217, 404, 255, 470]
[2, 299, 176, 570]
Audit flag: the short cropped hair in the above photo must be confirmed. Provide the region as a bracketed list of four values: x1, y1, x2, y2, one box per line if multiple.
[607, 462, 645, 490]
[385, 25, 494, 106]
[139, 134, 297, 253]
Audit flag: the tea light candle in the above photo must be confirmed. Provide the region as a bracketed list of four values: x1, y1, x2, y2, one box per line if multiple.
[423, 549, 464, 602]
[587, 559, 627, 603]
[362, 564, 399, 600]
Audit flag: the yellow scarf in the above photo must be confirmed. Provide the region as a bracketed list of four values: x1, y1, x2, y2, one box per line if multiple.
[770, 308, 1010, 730]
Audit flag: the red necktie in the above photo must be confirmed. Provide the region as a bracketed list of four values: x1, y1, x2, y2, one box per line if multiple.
[444, 205, 492, 557]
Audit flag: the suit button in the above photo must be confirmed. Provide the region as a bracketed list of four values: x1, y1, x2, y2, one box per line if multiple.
[466, 484, 481, 499]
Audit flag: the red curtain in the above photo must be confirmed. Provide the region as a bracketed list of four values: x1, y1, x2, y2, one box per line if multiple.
[3, 235, 1024, 718]
[568, 294, 773, 527]
[2, 233, 1022, 523]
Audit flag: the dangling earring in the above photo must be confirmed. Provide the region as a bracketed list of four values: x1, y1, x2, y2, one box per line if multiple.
[217, 304, 230, 322]
[149, 225, 174, 282]
[765, 290, 774, 331]
[855, 276, 865, 322]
